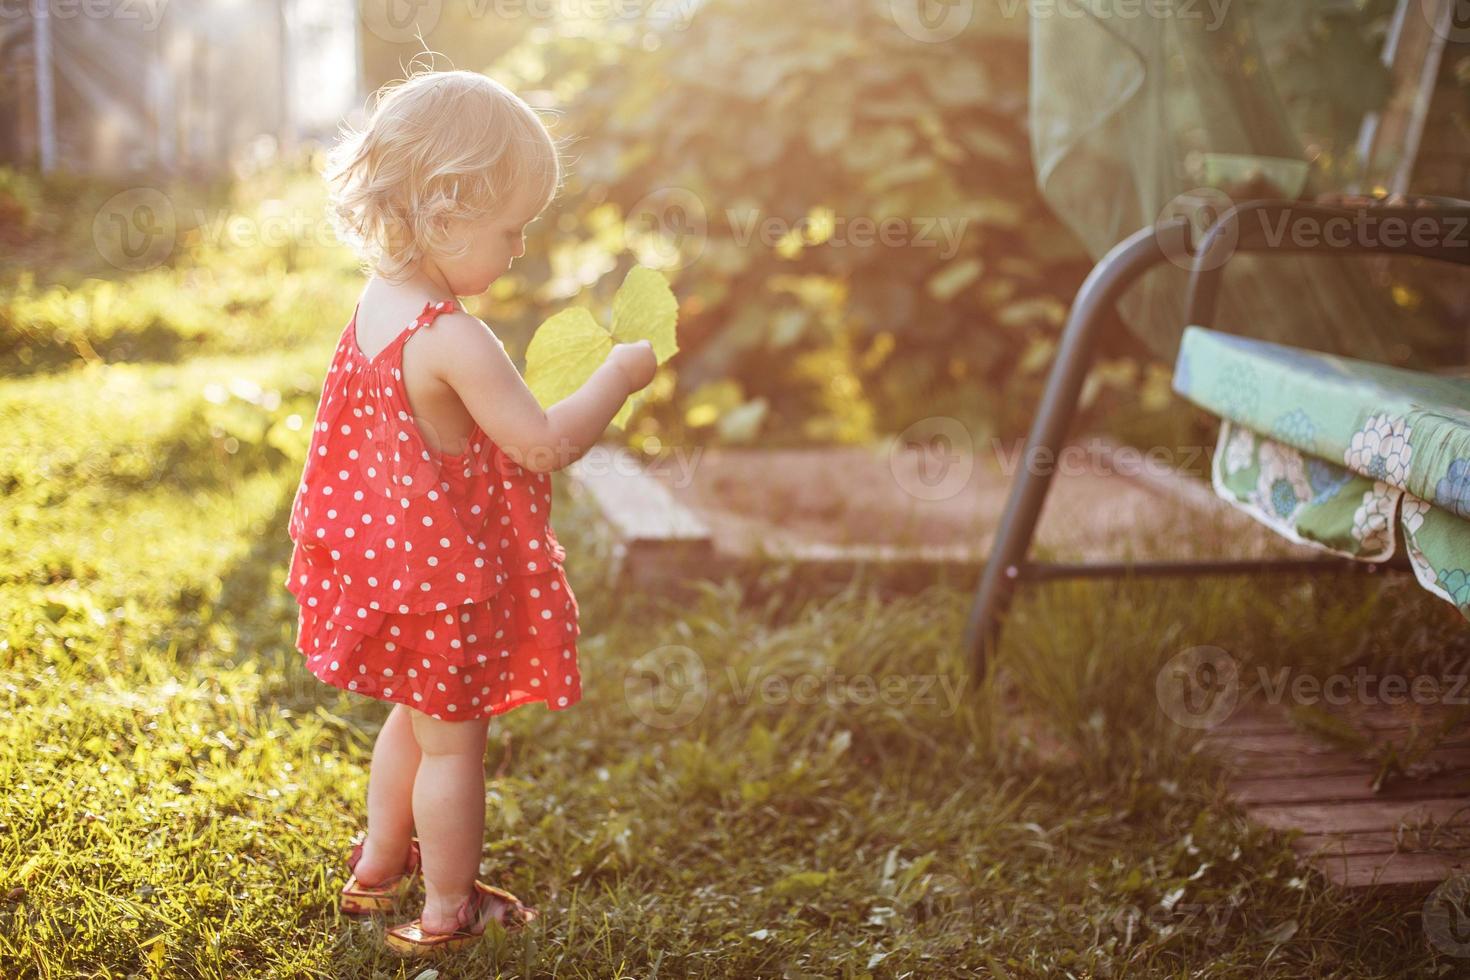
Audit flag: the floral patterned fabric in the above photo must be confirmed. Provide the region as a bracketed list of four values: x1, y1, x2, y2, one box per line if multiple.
[1172, 326, 1470, 619]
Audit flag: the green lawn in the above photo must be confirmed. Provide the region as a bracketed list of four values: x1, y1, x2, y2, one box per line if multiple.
[3, 165, 1468, 978]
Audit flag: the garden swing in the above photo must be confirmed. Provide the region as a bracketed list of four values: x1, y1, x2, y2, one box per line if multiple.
[961, 0, 1470, 680]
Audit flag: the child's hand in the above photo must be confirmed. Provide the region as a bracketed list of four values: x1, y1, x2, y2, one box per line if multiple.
[609, 340, 657, 393]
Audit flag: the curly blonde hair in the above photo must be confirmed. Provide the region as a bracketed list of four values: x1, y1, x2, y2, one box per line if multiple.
[323, 68, 564, 281]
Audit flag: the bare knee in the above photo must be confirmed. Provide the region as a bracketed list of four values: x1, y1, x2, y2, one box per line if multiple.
[407, 707, 490, 757]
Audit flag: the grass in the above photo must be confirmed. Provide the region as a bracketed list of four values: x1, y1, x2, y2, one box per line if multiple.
[3, 161, 1470, 977]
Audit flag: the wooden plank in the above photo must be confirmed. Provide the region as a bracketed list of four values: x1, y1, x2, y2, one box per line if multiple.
[568, 444, 713, 543]
[1207, 714, 1299, 736]
[1248, 798, 1470, 834]
[1204, 728, 1470, 756]
[1313, 851, 1470, 891]
[1203, 732, 1357, 756]
[747, 539, 986, 569]
[1210, 703, 1469, 738]
[1220, 747, 1470, 781]
[1231, 771, 1470, 805]
[1292, 831, 1409, 858]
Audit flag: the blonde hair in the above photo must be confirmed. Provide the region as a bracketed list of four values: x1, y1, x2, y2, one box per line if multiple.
[323, 68, 564, 281]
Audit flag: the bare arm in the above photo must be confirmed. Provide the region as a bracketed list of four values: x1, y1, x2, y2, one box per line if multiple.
[431, 311, 644, 474]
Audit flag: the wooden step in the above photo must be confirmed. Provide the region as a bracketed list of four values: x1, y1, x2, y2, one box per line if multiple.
[1205, 701, 1470, 894]
[567, 436, 1319, 593]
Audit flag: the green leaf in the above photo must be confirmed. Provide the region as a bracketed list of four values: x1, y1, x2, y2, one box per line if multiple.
[772, 870, 834, 897]
[717, 398, 767, 443]
[612, 390, 644, 430]
[611, 265, 679, 362]
[524, 265, 680, 424]
[523, 308, 613, 410]
[1263, 919, 1299, 944]
[927, 258, 983, 302]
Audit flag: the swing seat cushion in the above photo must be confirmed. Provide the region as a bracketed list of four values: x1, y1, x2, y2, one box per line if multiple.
[1171, 325, 1470, 618]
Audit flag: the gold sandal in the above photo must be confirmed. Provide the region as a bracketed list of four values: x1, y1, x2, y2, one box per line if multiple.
[341, 835, 422, 916]
[384, 880, 539, 956]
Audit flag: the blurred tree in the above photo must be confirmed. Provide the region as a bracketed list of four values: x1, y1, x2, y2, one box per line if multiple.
[471, 0, 1091, 445]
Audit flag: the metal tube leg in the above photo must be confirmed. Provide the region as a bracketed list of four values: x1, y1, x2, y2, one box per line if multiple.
[962, 221, 1186, 685]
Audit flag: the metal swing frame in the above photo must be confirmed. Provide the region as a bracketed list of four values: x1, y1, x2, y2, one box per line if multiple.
[961, 198, 1470, 684]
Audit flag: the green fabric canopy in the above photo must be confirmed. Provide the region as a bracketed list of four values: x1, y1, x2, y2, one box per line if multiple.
[1028, 0, 1445, 366]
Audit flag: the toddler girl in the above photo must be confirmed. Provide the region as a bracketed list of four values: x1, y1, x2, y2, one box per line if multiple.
[282, 68, 656, 956]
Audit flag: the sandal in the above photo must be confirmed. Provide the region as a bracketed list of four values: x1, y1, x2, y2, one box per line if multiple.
[384, 880, 539, 956]
[341, 835, 422, 916]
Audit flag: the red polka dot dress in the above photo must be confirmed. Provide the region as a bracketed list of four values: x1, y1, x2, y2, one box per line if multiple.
[283, 298, 582, 720]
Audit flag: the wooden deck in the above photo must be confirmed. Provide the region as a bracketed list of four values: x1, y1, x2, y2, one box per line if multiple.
[1203, 702, 1470, 892]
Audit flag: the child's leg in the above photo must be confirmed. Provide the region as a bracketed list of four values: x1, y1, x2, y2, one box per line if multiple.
[407, 707, 491, 932]
[352, 702, 422, 885]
